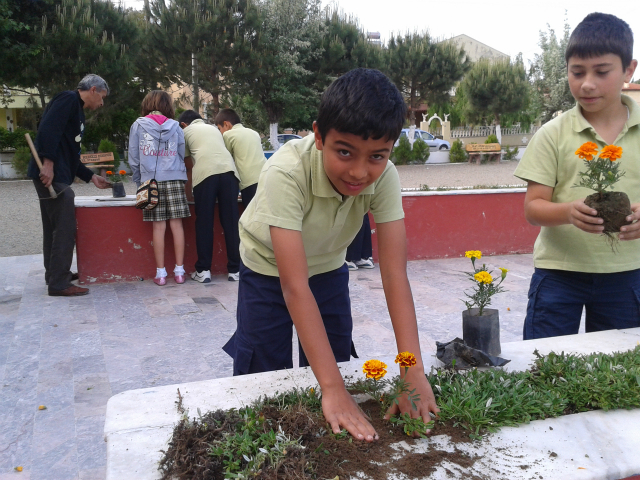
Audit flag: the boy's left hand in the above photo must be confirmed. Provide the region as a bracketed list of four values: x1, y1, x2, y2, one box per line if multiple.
[619, 203, 640, 240]
[383, 366, 439, 434]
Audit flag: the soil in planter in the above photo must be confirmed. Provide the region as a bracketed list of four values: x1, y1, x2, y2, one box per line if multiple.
[584, 191, 632, 239]
[159, 398, 481, 480]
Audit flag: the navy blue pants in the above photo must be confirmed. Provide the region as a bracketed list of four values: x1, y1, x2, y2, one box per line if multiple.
[193, 172, 240, 274]
[346, 214, 372, 262]
[223, 263, 357, 375]
[523, 268, 640, 340]
[240, 183, 258, 210]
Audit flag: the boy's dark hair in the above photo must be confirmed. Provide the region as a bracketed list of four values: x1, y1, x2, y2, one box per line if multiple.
[565, 13, 634, 69]
[141, 90, 175, 119]
[316, 68, 406, 143]
[214, 108, 242, 126]
[177, 110, 202, 125]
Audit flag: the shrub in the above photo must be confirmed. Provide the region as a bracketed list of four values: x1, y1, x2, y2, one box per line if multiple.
[98, 139, 120, 169]
[449, 139, 467, 163]
[391, 135, 412, 165]
[502, 145, 519, 160]
[11, 146, 31, 177]
[412, 137, 430, 163]
[0, 127, 35, 150]
[485, 134, 499, 144]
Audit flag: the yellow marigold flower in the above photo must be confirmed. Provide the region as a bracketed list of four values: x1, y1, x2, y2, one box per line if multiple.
[464, 250, 482, 260]
[15, 466, 23, 472]
[395, 352, 417, 368]
[38, 405, 46, 410]
[575, 142, 598, 161]
[363, 359, 387, 380]
[119, 169, 127, 175]
[499, 267, 509, 280]
[599, 145, 623, 161]
[474, 271, 493, 284]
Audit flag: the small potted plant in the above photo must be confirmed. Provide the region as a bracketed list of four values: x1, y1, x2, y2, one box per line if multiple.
[106, 169, 128, 198]
[461, 250, 508, 356]
[574, 142, 630, 243]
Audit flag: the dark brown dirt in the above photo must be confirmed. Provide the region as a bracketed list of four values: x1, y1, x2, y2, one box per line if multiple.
[584, 191, 632, 235]
[158, 398, 482, 480]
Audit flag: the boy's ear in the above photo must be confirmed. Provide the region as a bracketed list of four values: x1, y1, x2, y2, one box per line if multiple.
[625, 59, 638, 83]
[312, 121, 324, 151]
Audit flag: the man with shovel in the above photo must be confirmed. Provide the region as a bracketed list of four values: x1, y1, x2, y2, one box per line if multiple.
[27, 74, 111, 297]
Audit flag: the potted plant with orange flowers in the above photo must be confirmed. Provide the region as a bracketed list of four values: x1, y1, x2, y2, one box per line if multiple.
[106, 169, 128, 198]
[461, 250, 508, 356]
[574, 142, 630, 243]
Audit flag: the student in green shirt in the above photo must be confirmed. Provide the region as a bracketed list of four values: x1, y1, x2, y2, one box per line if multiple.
[223, 69, 439, 442]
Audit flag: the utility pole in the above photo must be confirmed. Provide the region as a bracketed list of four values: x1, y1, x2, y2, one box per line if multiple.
[192, 52, 199, 113]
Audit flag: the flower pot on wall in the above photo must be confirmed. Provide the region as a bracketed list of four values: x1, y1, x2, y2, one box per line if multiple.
[112, 182, 126, 198]
[462, 308, 501, 356]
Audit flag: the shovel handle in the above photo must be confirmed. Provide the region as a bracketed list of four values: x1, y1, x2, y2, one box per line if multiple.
[25, 133, 57, 199]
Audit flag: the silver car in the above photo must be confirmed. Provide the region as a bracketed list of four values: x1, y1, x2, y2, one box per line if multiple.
[396, 128, 450, 150]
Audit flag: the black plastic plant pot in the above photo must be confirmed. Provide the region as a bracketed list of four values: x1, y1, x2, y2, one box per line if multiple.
[462, 308, 501, 356]
[112, 182, 126, 198]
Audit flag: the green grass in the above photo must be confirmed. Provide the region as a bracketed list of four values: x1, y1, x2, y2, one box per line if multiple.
[427, 346, 640, 435]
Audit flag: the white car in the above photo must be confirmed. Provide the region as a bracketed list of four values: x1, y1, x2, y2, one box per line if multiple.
[395, 128, 450, 150]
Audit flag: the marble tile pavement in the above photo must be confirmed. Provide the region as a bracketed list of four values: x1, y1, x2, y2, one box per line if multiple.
[0, 252, 554, 480]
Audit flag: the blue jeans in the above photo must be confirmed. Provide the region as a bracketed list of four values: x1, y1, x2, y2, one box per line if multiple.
[523, 268, 640, 340]
[223, 263, 357, 375]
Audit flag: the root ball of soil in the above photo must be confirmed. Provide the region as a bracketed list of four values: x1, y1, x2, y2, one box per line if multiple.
[584, 191, 632, 234]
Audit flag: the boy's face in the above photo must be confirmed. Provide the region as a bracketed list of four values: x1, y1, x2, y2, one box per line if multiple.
[313, 123, 394, 197]
[567, 54, 637, 115]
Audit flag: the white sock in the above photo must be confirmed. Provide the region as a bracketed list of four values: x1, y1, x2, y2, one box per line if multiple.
[156, 267, 167, 278]
[174, 265, 185, 275]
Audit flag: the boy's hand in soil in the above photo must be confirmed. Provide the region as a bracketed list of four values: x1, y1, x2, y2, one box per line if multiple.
[383, 366, 440, 435]
[322, 385, 379, 442]
[620, 203, 640, 240]
[566, 199, 604, 234]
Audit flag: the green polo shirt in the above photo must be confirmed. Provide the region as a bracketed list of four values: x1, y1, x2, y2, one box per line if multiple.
[222, 123, 265, 190]
[239, 135, 405, 277]
[183, 119, 239, 188]
[514, 95, 640, 273]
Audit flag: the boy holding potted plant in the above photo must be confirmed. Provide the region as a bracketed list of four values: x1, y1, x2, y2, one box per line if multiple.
[514, 13, 640, 339]
[223, 68, 439, 442]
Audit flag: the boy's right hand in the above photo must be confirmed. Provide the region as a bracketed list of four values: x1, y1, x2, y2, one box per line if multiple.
[322, 385, 378, 442]
[567, 199, 604, 233]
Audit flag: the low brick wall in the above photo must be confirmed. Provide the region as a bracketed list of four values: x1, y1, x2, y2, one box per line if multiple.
[75, 189, 538, 283]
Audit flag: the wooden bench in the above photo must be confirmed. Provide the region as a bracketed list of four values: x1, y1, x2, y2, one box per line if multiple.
[466, 143, 502, 165]
[81, 152, 115, 176]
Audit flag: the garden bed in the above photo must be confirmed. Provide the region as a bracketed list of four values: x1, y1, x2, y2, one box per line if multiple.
[157, 346, 640, 480]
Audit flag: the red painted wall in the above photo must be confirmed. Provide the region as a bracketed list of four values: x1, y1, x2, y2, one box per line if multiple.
[76, 191, 539, 283]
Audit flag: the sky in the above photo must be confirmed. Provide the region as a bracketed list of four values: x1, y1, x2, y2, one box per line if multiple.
[120, 0, 640, 75]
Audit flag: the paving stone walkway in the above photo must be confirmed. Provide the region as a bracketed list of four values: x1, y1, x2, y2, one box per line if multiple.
[0, 252, 545, 480]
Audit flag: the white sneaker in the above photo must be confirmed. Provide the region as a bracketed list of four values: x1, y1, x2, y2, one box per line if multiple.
[355, 258, 374, 269]
[191, 270, 211, 283]
[228, 272, 240, 282]
[346, 261, 358, 271]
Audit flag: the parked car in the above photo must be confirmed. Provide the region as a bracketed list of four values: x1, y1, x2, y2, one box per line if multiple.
[277, 134, 302, 144]
[395, 129, 450, 150]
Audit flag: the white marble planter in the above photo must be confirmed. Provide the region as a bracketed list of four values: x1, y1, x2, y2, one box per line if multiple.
[105, 328, 640, 480]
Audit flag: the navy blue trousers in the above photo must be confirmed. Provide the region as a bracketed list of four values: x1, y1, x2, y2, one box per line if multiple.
[223, 263, 357, 375]
[193, 172, 240, 274]
[346, 214, 372, 262]
[523, 267, 640, 340]
[240, 183, 257, 210]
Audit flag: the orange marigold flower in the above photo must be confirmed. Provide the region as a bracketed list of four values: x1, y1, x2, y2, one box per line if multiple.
[106, 170, 113, 175]
[119, 170, 127, 175]
[599, 145, 623, 161]
[363, 359, 387, 380]
[395, 352, 417, 368]
[575, 142, 598, 161]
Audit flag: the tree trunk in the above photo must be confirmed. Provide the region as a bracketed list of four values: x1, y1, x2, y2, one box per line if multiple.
[37, 86, 47, 109]
[192, 53, 199, 112]
[269, 123, 280, 151]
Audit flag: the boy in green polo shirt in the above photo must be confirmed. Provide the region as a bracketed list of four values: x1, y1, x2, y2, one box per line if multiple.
[214, 109, 265, 208]
[223, 69, 439, 442]
[514, 13, 640, 340]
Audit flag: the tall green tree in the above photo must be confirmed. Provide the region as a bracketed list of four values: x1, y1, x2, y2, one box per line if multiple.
[385, 32, 471, 123]
[529, 19, 574, 123]
[234, 0, 325, 148]
[143, 0, 261, 116]
[461, 57, 530, 141]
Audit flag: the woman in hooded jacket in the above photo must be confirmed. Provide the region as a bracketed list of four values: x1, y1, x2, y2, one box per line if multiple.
[129, 90, 190, 285]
